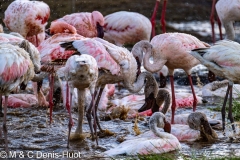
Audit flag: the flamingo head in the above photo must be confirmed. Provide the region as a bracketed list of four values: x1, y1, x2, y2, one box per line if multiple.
[163, 119, 171, 133]
[138, 93, 155, 113]
[92, 11, 104, 38]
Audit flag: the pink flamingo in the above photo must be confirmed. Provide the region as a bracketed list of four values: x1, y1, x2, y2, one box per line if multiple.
[104, 112, 180, 156]
[60, 38, 159, 144]
[190, 39, 240, 134]
[3, 0, 50, 47]
[0, 32, 45, 108]
[132, 33, 210, 124]
[58, 54, 98, 148]
[151, 0, 167, 37]
[0, 41, 35, 152]
[103, 11, 152, 46]
[53, 11, 104, 38]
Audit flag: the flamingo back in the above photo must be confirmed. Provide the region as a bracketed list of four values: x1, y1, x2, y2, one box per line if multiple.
[39, 33, 84, 63]
[94, 37, 137, 83]
[0, 33, 41, 73]
[57, 11, 104, 38]
[50, 21, 77, 35]
[151, 33, 209, 72]
[70, 38, 121, 75]
[104, 11, 151, 46]
[0, 43, 34, 94]
[4, 0, 50, 37]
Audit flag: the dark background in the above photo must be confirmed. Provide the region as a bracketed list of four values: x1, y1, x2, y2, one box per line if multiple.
[0, 0, 213, 25]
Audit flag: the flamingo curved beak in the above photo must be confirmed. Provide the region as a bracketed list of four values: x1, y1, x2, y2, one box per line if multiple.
[138, 93, 155, 112]
[96, 22, 104, 38]
[163, 120, 171, 133]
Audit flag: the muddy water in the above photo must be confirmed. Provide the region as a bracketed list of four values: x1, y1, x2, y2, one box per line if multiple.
[1, 1, 240, 159]
[1, 80, 240, 160]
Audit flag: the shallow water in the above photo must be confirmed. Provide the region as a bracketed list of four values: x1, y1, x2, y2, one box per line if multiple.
[1, 1, 240, 159]
[1, 80, 240, 159]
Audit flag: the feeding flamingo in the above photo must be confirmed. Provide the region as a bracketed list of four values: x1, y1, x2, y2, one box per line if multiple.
[132, 33, 210, 124]
[190, 39, 240, 134]
[53, 11, 104, 38]
[103, 11, 151, 46]
[3, 0, 50, 47]
[0, 41, 35, 152]
[60, 37, 160, 144]
[57, 54, 98, 148]
[104, 112, 180, 156]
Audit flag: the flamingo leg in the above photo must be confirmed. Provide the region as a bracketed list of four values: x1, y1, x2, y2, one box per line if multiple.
[221, 83, 230, 134]
[170, 75, 176, 124]
[227, 83, 235, 132]
[93, 86, 105, 132]
[35, 35, 38, 47]
[49, 73, 54, 124]
[91, 93, 98, 145]
[210, 0, 217, 43]
[150, 0, 160, 37]
[3, 96, 9, 152]
[0, 94, 3, 117]
[159, 72, 167, 88]
[160, 0, 167, 33]
[86, 90, 98, 141]
[66, 81, 73, 148]
[187, 75, 198, 112]
[217, 15, 223, 40]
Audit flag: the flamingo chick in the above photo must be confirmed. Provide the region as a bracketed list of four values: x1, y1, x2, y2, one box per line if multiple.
[0, 42, 35, 152]
[133, 33, 210, 124]
[190, 39, 240, 134]
[103, 11, 151, 46]
[104, 112, 180, 156]
[57, 54, 98, 148]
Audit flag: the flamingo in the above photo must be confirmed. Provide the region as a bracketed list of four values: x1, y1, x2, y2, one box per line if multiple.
[103, 11, 152, 46]
[215, 0, 240, 41]
[190, 39, 240, 134]
[3, 0, 50, 47]
[0, 32, 46, 109]
[57, 54, 98, 148]
[60, 38, 160, 144]
[53, 11, 104, 38]
[151, 0, 167, 37]
[0, 41, 35, 152]
[150, 112, 218, 142]
[132, 33, 210, 124]
[104, 112, 180, 156]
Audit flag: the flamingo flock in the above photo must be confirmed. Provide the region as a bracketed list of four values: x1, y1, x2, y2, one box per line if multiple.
[1, 0, 240, 158]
